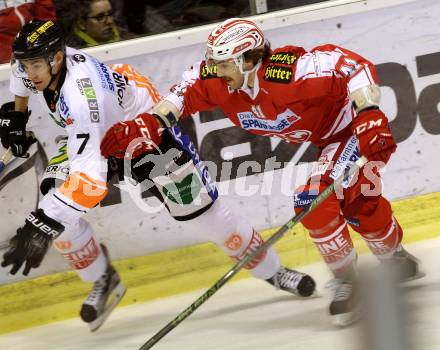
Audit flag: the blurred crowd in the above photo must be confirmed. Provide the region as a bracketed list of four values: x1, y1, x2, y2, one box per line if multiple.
[0, 0, 330, 64]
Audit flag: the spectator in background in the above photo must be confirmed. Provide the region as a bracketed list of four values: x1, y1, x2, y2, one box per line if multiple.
[0, 0, 57, 64]
[72, 0, 120, 48]
[55, 0, 121, 48]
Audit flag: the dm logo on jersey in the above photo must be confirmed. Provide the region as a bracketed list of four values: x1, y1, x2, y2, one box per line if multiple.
[263, 65, 293, 83]
[80, 78, 100, 123]
[269, 52, 297, 65]
[237, 107, 300, 132]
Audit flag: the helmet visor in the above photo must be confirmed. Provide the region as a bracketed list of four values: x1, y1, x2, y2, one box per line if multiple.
[11, 56, 27, 78]
[205, 48, 241, 76]
[11, 56, 50, 78]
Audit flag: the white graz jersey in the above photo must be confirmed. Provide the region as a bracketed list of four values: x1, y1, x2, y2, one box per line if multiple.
[9, 47, 160, 225]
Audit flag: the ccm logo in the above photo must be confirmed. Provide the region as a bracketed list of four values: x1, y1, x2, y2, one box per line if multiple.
[355, 119, 383, 135]
[134, 116, 155, 149]
[27, 213, 61, 238]
[0, 119, 10, 127]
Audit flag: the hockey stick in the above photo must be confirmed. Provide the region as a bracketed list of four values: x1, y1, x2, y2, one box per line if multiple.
[138, 155, 368, 350]
[0, 240, 9, 251]
[0, 147, 13, 174]
[0, 132, 37, 176]
[0, 133, 43, 252]
[0, 148, 18, 252]
[0, 147, 18, 252]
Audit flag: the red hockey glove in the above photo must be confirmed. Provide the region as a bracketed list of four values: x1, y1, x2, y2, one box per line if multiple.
[101, 113, 163, 159]
[351, 109, 397, 165]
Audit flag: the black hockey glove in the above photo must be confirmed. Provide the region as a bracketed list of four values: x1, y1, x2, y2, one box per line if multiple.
[0, 101, 33, 157]
[1, 209, 65, 276]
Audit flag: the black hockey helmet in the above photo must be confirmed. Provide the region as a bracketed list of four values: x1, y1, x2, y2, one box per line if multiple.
[12, 20, 65, 61]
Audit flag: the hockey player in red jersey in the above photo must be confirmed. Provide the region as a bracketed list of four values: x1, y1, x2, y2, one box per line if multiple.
[101, 18, 423, 326]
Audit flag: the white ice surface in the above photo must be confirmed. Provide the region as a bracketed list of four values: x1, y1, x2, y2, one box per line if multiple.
[1, 237, 439, 350]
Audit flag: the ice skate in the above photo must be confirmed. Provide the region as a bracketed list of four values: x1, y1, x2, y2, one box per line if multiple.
[80, 245, 126, 332]
[266, 266, 316, 297]
[382, 246, 425, 282]
[327, 276, 361, 327]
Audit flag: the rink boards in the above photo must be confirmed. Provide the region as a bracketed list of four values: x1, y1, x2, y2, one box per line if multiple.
[0, 191, 439, 334]
[1, 0, 440, 280]
[0, 0, 440, 334]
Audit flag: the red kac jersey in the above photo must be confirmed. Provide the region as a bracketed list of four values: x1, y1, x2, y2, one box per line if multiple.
[164, 44, 379, 148]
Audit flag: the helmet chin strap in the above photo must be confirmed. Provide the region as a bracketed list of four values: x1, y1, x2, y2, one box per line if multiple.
[47, 56, 58, 87]
[47, 71, 58, 88]
[46, 54, 66, 88]
[239, 60, 262, 91]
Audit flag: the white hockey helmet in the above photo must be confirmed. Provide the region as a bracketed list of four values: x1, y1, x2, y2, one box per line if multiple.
[206, 18, 265, 71]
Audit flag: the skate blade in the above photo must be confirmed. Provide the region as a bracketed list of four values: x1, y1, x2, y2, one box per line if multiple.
[89, 283, 127, 332]
[401, 271, 426, 283]
[301, 290, 322, 299]
[281, 288, 321, 299]
[332, 308, 362, 327]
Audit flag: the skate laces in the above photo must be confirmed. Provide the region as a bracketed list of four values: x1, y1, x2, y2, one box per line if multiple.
[273, 267, 303, 290]
[326, 278, 352, 301]
[86, 273, 109, 304]
[392, 248, 410, 261]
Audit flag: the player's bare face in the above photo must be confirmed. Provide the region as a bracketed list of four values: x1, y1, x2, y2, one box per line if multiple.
[214, 60, 244, 89]
[20, 58, 52, 91]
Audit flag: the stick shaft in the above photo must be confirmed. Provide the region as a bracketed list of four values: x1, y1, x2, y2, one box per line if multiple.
[139, 156, 368, 350]
[0, 148, 13, 174]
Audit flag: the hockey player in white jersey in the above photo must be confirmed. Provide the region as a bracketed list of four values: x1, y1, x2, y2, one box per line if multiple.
[0, 20, 316, 331]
